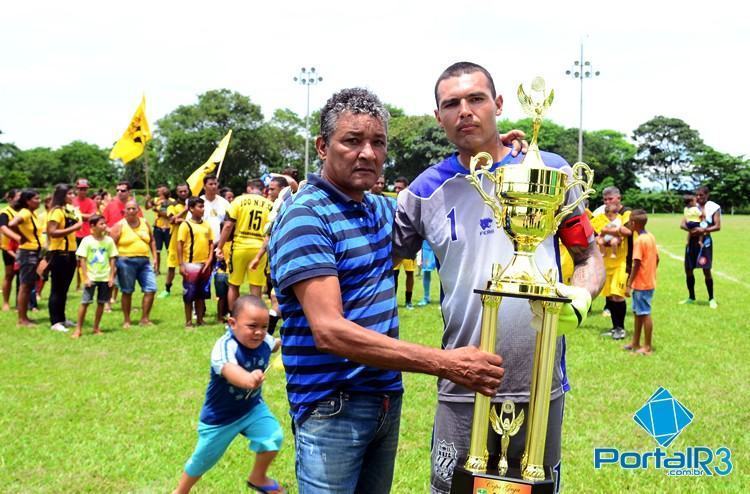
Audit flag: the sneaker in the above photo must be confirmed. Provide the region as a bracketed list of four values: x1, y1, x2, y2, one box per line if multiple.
[709, 299, 718, 309]
[600, 328, 615, 337]
[612, 328, 626, 340]
[601, 309, 611, 318]
[157, 290, 170, 299]
[678, 298, 695, 305]
[50, 322, 68, 333]
[406, 303, 414, 310]
[63, 320, 76, 328]
[416, 299, 430, 307]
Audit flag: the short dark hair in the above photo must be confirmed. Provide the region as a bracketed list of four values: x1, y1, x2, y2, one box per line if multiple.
[203, 174, 218, 185]
[270, 176, 289, 188]
[117, 181, 131, 190]
[683, 193, 696, 207]
[630, 209, 648, 227]
[247, 179, 264, 192]
[231, 294, 268, 318]
[282, 167, 299, 181]
[434, 61, 497, 107]
[89, 214, 105, 226]
[187, 197, 204, 209]
[696, 185, 710, 195]
[319, 88, 390, 145]
[395, 176, 409, 186]
[219, 187, 233, 199]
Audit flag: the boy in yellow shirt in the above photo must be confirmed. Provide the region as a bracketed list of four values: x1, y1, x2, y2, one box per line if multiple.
[178, 198, 214, 328]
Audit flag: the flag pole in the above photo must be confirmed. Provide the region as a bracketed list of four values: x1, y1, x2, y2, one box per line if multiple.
[143, 140, 151, 197]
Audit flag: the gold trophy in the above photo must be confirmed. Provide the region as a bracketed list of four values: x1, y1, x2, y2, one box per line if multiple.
[450, 77, 594, 493]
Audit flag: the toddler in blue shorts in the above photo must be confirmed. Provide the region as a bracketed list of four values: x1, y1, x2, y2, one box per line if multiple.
[173, 295, 285, 494]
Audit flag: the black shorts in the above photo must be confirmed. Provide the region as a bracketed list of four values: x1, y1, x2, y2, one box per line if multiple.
[82, 281, 112, 305]
[153, 227, 171, 251]
[2, 250, 14, 267]
[685, 239, 713, 270]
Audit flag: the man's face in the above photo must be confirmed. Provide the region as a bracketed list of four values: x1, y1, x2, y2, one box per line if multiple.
[229, 305, 269, 349]
[77, 187, 88, 198]
[394, 181, 407, 194]
[371, 176, 385, 195]
[176, 185, 189, 200]
[268, 181, 282, 201]
[435, 72, 503, 155]
[316, 112, 387, 200]
[204, 179, 218, 196]
[696, 190, 708, 206]
[116, 185, 130, 202]
[158, 186, 168, 197]
[603, 193, 621, 209]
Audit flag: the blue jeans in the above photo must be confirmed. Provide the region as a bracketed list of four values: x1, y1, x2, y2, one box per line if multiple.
[294, 392, 402, 494]
[116, 257, 157, 294]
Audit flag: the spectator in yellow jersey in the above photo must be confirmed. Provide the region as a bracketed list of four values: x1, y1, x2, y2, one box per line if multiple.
[146, 184, 174, 275]
[46, 184, 83, 332]
[0, 189, 22, 312]
[160, 183, 191, 299]
[110, 200, 158, 328]
[178, 197, 214, 328]
[216, 180, 272, 310]
[8, 190, 43, 326]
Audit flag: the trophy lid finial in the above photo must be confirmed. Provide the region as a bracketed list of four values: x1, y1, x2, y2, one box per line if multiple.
[517, 77, 554, 168]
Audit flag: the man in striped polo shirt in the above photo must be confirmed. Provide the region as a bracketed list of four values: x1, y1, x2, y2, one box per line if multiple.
[269, 88, 505, 493]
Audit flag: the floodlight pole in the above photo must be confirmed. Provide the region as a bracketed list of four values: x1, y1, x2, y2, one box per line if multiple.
[566, 43, 600, 162]
[294, 67, 323, 178]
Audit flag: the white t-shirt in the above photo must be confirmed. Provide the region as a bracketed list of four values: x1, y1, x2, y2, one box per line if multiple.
[198, 194, 230, 241]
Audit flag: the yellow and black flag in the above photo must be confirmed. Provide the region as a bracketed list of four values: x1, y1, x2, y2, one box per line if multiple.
[187, 129, 233, 196]
[109, 96, 151, 164]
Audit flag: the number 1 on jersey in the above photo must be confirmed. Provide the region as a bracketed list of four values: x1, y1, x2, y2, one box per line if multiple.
[447, 208, 458, 241]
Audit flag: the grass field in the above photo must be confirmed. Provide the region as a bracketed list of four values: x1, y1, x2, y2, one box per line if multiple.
[0, 214, 748, 493]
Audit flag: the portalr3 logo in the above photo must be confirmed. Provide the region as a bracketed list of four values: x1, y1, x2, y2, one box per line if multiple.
[594, 387, 733, 477]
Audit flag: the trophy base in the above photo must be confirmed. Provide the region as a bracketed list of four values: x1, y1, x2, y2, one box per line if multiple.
[474, 288, 571, 304]
[450, 464, 555, 494]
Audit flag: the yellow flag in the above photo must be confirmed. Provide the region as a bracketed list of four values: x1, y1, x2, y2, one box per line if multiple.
[187, 130, 233, 196]
[109, 96, 151, 164]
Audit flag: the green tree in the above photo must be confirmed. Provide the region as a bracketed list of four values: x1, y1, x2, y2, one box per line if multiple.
[56, 141, 115, 188]
[16, 147, 65, 188]
[386, 113, 452, 182]
[632, 116, 704, 191]
[153, 89, 268, 193]
[693, 147, 750, 212]
[0, 141, 30, 191]
[259, 108, 305, 176]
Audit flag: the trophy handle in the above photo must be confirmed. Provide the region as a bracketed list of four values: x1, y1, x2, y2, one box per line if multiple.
[554, 161, 595, 225]
[467, 152, 503, 220]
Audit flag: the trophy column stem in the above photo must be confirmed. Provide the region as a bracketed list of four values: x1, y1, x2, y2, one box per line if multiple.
[521, 329, 543, 472]
[522, 301, 562, 482]
[464, 293, 501, 472]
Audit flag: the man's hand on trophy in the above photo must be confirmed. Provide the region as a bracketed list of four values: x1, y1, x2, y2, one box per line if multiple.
[498, 129, 529, 157]
[529, 284, 592, 335]
[440, 347, 504, 396]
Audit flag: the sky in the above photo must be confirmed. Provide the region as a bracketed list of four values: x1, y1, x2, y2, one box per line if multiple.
[2, 0, 749, 159]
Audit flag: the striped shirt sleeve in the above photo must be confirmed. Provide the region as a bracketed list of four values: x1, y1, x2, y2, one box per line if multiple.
[210, 335, 239, 375]
[272, 204, 339, 294]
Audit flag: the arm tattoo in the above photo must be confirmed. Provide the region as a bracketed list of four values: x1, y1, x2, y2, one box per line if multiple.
[568, 240, 605, 298]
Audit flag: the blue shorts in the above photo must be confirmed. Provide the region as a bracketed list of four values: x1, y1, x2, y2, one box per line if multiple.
[81, 281, 111, 305]
[214, 271, 229, 299]
[116, 257, 157, 294]
[184, 401, 283, 478]
[632, 289, 654, 316]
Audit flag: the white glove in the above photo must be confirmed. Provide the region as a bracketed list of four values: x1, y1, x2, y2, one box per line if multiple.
[530, 284, 592, 335]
